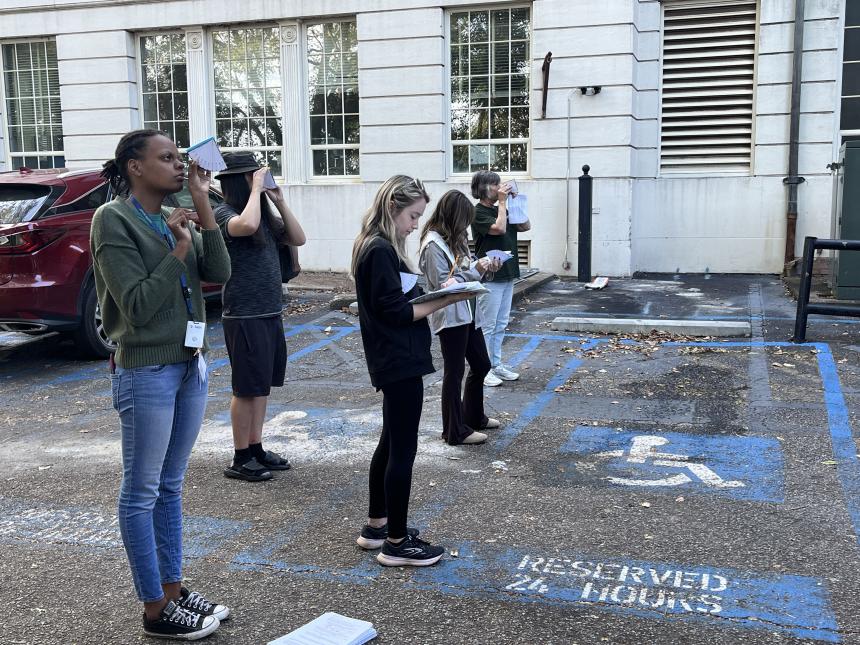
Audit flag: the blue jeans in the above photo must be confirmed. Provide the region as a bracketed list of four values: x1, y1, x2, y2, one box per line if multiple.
[478, 278, 514, 369]
[110, 359, 208, 602]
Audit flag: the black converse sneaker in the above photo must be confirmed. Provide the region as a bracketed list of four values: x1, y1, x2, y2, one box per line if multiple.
[178, 587, 230, 621]
[142, 599, 219, 641]
[376, 534, 445, 567]
[356, 524, 420, 549]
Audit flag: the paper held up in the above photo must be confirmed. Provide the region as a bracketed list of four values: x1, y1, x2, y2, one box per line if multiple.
[399, 272, 418, 294]
[506, 193, 528, 224]
[267, 612, 377, 645]
[263, 170, 278, 190]
[186, 137, 227, 172]
[486, 249, 514, 263]
[408, 280, 488, 305]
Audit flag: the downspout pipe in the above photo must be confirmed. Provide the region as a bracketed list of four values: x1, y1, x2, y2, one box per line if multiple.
[784, 0, 806, 268]
[563, 88, 577, 271]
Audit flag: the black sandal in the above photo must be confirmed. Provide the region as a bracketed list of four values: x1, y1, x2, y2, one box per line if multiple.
[258, 449, 291, 471]
[224, 457, 273, 482]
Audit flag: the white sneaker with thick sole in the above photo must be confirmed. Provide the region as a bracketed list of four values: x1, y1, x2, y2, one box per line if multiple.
[494, 365, 520, 381]
[484, 371, 503, 387]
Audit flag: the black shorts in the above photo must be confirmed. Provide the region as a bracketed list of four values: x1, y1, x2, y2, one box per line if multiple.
[223, 316, 287, 397]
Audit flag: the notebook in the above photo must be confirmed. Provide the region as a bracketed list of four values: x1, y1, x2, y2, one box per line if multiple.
[408, 280, 487, 305]
[267, 612, 377, 645]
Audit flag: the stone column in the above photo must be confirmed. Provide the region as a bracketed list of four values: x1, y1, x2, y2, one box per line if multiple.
[184, 27, 211, 144]
[279, 22, 305, 183]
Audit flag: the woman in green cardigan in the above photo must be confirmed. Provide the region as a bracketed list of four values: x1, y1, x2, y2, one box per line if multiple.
[91, 129, 231, 641]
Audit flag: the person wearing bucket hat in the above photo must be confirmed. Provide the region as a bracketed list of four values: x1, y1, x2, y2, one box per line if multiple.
[214, 152, 306, 482]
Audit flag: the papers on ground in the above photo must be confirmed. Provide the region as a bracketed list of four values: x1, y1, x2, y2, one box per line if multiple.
[267, 612, 377, 645]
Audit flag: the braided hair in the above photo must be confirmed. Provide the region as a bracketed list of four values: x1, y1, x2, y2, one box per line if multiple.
[101, 128, 164, 196]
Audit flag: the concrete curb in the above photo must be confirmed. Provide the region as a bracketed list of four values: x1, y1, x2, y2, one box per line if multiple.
[550, 316, 751, 337]
[330, 271, 557, 312]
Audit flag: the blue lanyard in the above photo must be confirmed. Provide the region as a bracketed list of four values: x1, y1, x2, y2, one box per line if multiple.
[129, 196, 195, 320]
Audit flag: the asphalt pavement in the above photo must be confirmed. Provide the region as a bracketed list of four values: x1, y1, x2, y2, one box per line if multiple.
[1, 275, 859, 644]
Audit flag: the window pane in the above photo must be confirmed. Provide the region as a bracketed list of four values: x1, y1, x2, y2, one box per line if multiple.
[491, 10, 510, 41]
[327, 115, 344, 144]
[326, 87, 343, 114]
[2, 45, 15, 71]
[469, 144, 489, 171]
[310, 116, 326, 145]
[490, 144, 509, 172]
[470, 109, 489, 139]
[313, 150, 327, 175]
[511, 107, 529, 139]
[343, 85, 359, 114]
[344, 115, 359, 144]
[510, 143, 527, 171]
[511, 8, 530, 40]
[470, 12, 489, 43]
[345, 148, 360, 175]
[451, 12, 469, 45]
[174, 121, 189, 149]
[470, 76, 489, 108]
[453, 144, 469, 173]
[451, 109, 468, 140]
[490, 107, 509, 139]
[327, 149, 345, 176]
[471, 44, 489, 75]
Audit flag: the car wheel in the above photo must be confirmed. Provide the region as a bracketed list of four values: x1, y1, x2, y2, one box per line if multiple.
[74, 284, 115, 359]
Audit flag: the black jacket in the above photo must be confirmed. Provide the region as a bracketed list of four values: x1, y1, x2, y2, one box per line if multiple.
[355, 238, 434, 388]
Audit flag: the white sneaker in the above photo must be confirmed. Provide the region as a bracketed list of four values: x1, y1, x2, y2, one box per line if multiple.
[484, 371, 503, 387]
[494, 365, 520, 381]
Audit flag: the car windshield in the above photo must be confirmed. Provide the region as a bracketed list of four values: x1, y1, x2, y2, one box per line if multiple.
[0, 185, 52, 225]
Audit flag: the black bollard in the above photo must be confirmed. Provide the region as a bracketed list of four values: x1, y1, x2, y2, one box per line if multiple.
[578, 165, 593, 282]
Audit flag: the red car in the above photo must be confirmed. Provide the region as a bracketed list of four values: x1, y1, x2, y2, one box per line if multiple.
[0, 167, 224, 358]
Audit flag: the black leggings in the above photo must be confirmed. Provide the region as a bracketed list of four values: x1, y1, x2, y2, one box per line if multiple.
[438, 321, 491, 444]
[368, 376, 424, 539]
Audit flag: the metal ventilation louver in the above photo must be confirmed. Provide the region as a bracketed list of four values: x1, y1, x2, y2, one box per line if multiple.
[660, 2, 758, 173]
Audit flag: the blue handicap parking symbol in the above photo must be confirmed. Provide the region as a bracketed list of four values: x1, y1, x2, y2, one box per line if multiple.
[560, 426, 784, 502]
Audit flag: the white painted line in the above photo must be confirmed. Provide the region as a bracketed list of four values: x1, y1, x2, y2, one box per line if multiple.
[550, 317, 750, 337]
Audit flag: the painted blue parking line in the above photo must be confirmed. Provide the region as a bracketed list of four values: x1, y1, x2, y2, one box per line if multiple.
[288, 326, 356, 362]
[409, 543, 839, 642]
[815, 344, 860, 550]
[494, 339, 599, 450]
[506, 335, 542, 369]
[560, 426, 785, 502]
[0, 497, 250, 560]
[207, 324, 357, 372]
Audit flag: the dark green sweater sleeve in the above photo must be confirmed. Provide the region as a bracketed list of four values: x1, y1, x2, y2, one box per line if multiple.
[91, 207, 187, 327]
[194, 227, 231, 284]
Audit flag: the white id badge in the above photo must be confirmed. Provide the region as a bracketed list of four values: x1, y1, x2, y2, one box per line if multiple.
[185, 321, 205, 349]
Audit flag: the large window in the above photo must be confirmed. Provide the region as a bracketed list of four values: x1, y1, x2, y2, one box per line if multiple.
[2, 40, 64, 169]
[212, 27, 283, 175]
[307, 21, 359, 177]
[449, 7, 530, 174]
[659, 2, 758, 173]
[841, 1, 860, 143]
[139, 34, 189, 148]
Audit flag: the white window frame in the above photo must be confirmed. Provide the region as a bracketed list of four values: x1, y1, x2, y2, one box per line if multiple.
[445, 5, 532, 179]
[135, 31, 191, 149]
[208, 23, 286, 177]
[303, 17, 361, 181]
[657, 0, 760, 177]
[0, 38, 65, 170]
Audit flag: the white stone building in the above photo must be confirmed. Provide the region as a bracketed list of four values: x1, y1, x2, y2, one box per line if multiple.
[0, 0, 853, 275]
